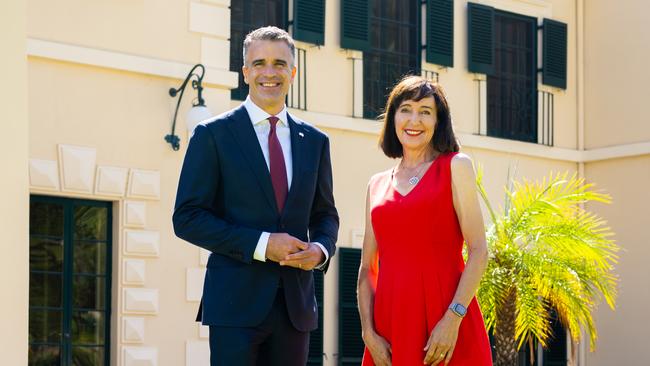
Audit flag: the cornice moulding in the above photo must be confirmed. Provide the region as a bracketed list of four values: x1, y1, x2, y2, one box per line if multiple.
[26, 38, 238, 89]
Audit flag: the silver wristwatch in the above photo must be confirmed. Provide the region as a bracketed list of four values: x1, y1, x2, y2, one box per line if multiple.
[448, 302, 467, 317]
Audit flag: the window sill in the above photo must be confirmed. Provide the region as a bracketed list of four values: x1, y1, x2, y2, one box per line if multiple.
[287, 108, 650, 163]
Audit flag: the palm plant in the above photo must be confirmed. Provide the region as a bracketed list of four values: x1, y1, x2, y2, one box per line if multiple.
[475, 169, 619, 366]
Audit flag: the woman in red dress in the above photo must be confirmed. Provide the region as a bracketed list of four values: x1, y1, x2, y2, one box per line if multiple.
[357, 76, 492, 366]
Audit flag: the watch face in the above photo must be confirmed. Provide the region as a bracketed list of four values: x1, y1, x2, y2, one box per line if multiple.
[454, 303, 467, 316]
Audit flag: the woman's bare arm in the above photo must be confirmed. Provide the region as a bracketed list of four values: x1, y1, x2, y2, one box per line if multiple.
[357, 184, 392, 365]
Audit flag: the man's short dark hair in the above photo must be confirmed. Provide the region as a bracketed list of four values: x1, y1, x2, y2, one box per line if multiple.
[243, 26, 295, 65]
[379, 75, 460, 158]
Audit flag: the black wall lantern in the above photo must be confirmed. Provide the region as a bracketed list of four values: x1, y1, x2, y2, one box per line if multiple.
[166, 63, 213, 150]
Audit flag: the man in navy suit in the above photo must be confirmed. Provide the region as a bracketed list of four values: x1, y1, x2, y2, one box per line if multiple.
[173, 26, 339, 365]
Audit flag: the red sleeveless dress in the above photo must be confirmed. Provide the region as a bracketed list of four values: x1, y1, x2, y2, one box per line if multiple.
[362, 152, 492, 365]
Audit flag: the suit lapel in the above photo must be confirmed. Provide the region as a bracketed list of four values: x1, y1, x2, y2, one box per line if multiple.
[226, 105, 278, 213]
[283, 114, 307, 215]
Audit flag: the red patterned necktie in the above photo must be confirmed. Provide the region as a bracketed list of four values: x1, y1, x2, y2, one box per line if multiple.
[268, 116, 288, 213]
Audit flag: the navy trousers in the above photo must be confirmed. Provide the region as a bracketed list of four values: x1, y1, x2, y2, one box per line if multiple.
[209, 289, 310, 366]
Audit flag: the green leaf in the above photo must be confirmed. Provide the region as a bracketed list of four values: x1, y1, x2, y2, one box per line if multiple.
[477, 171, 619, 352]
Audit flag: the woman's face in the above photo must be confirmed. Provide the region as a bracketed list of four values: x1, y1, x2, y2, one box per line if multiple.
[394, 96, 437, 154]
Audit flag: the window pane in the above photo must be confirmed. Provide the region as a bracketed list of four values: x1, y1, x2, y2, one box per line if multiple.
[74, 206, 108, 241]
[364, 0, 418, 119]
[74, 241, 106, 275]
[396, 28, 409, 53]
[29, 273, 62, 307]
[29, 197, 112, 365]
[230, 0, 286, 100]
[72, 311, 105, 345]
[29, 345, 61, 366]
[251, 4, 268, 27]
[487, 12, 537, 142]
[383, 0, 397, 20]
[371, 0, 380, 17]
[382, 23, 398, 51]
[30, 202, 63, 237]
[263, 0, 284, 26]
[72, 346, 104, 366]
[73, 276, 106, 309]
[230, 0, 243, 19]
[30, 237, 64, 272]
[29, 310, 62, 343]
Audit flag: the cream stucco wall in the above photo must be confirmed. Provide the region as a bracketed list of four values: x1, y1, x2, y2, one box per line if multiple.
[422, 0, 578, 150]
[19, 0, 650, 365]
[28, 57, 234, 365]
[296, 0, 356, 117]
[285, 0, 582, 243]
[297, 0, 580, 151]
[581, 1, 650, 363]
[584, 156, 650, 366]
[584, 0, 650, 148]
[27, 0, 202, 66]
[1, 0, 29, 365]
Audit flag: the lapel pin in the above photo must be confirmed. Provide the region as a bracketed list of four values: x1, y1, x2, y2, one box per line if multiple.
[298, 132, 304, 138]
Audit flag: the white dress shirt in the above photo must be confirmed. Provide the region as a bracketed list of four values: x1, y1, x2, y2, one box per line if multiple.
[244, 97, 329, 266]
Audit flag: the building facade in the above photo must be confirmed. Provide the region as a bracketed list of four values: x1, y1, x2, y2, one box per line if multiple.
[2, 0, 649, 365]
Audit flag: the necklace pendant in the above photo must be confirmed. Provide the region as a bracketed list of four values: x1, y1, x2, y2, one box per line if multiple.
[408, 176, 420, 185]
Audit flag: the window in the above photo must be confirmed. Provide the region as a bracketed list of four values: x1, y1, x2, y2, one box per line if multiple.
[363, 0, 420, 119]
[29, 196, 112, 366]
[487, 11, 538, 143]
[230, 0, 287, 100]
[542, 310, 568, 366]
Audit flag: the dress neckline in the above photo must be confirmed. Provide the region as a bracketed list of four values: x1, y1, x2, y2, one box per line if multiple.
[390, 154, 443, 198]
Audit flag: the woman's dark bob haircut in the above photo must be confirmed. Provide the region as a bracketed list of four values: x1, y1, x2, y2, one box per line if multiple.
[379, 75, 460, 158]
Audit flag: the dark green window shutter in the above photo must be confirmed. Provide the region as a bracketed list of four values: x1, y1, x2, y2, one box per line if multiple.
[307, 271, 324, 365]
[341, 0, 370, 51]
[294, 0, 325, 45]
[467, 2, 494, 74]
[542, 18, 567, 89]
[338, 248, 364, 365]
[426, 0, 454, 67]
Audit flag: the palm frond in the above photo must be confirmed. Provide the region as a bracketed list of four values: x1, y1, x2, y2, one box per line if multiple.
[513, 277, 551, 348]
[523, 253, 595, 343]
[505, 173, 611, 239]
[478, 170, 619, 352]
[504, 162, 519, 214]
[476, 164, 498, 224]
[478, 263, 511, 331]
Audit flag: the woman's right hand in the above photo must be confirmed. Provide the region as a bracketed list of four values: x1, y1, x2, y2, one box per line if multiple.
[363, 331, 392, 366]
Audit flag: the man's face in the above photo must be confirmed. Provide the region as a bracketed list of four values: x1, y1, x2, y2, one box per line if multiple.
[242, 40, 296, 114]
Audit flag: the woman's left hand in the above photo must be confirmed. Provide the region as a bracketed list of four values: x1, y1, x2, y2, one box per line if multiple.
[423, 311, 462, 365]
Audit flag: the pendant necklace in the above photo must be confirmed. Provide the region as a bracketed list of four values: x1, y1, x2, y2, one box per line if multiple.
[399, 160, 428, 186]
[408, 174, 422, 186]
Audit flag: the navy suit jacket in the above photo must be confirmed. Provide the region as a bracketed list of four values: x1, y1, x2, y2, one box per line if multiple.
[172, 104, 339, 332]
